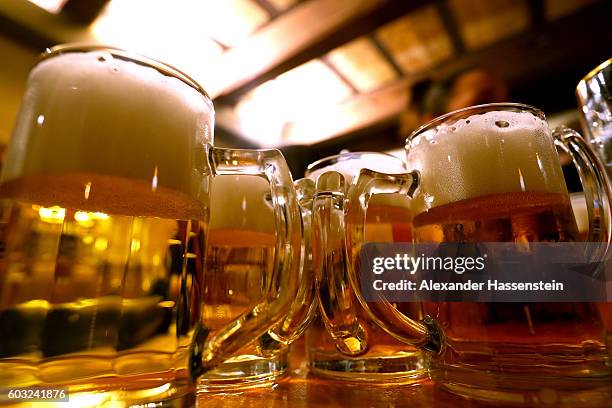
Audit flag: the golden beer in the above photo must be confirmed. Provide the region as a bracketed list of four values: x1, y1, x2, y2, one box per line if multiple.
[0, 178, 203, 383]
[0, 48, 212, 402]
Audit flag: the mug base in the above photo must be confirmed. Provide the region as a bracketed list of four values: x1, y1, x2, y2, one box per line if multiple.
[433, 364, 612, 407]
[308, 350, 429, 384]
[197, 351, 289, 392]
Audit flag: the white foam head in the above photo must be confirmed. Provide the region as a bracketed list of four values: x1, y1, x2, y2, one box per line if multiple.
[406, 109, 568, 215]
[1, 49, 214, 203]
[306, 152, 406, 184]
[209, 175, 275, 231]
[306, 152, 410, 207]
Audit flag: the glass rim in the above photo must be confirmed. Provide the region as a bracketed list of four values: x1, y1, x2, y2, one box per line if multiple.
[305, 151, 406, 177]
[39, 43, 211, 101]
[579, 57, 612, 85]
[406, 102, 546, 146]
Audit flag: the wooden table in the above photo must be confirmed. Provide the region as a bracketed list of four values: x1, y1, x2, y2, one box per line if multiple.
[195, 349, 533, 408]
[197, 370, 490, 408]
[197, 341, 612, 408]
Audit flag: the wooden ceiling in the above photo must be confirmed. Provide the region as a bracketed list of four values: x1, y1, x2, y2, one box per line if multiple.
[1, 0, 611, 155]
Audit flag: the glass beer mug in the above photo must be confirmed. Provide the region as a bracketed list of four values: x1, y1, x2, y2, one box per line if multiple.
[577, 59, 612, 348]
[200, 176, 316, 390]
[0, 45, 302, 405]
[304, 152, 428, 382]
[342, 103, 612, 404]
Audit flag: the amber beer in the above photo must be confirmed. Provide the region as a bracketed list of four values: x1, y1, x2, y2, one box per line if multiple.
[414, 191, 604, 349]
[405, 106, 610, 398]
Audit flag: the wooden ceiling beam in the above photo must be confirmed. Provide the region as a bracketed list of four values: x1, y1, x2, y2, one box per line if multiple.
[62, 0, 109, 25]
[0, 0, 95, 49]
[209, 0, 429, 104]
[283, 78, 410, 145]
[433, 0, 465, 54]
[285, 0, 612, 149]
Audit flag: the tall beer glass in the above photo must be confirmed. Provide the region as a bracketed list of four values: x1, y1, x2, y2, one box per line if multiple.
[0, 45, 301, 405]
[344, 103, 612, 404]
[305, 152, 428, 382]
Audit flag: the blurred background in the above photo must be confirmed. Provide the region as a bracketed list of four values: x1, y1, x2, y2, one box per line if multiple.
[0, 0, 611, 177]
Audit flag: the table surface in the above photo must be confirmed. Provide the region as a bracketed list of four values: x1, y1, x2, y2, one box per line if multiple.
[197, 370, 489, 408]
[195, 350, 612, 408]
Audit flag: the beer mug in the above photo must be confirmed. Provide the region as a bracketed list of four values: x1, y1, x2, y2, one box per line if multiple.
[342, 103, 612, 404]
[0, 45, 301, 405]
[304, 152, 429, 382]
[199, 176, 316, 390]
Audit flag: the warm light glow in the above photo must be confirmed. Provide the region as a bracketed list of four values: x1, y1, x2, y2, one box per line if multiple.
[74, 211, 109, 227]
[27, 0, 67, 14]
[38, 206, 65, 223]
[327, 37, 397, 93]
[94, 238, 109, 251]
[64, 392, 109, 408]
[74, 211, 95, 227]
[385, 148, 406, 161]
[151, 166, 159, 192]
[158, 300, 176, 308]
[91, 0, 223, 87]
[235, 59, 353, 146]
[200, 0, 269, 47]
[92, 212, 110, 220]
[266, 0, 299, 12]
[131, 239, 141, 252]
[84, 182, 92, 200]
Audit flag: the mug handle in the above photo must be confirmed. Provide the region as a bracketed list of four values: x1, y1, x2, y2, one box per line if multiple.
[344, 168, 444, 355]
[552, 126, 612, 245]
[258, 179, 318, 355]
[312, 171, 369, 356]
[189, 146, 302, 379]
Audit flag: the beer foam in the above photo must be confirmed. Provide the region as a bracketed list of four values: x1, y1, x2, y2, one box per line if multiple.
[306, 154, 409, 207]
[1, 50, 214, 204]
[209, 175, 275, 231]
[406, 110, 568, 215]
[306, 154, 406, 183]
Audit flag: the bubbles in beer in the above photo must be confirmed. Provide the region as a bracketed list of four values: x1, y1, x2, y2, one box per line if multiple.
[495, 120, 510, 128]
[96, 53, 112, 63]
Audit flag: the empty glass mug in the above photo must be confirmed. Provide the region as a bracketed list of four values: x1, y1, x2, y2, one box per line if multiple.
[199, 176, 316, 391]
[304, 152, 428, 382]
[577, 59, 612, 348]
[0, 45, 301, 405]
[342, 103, 612, 405]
